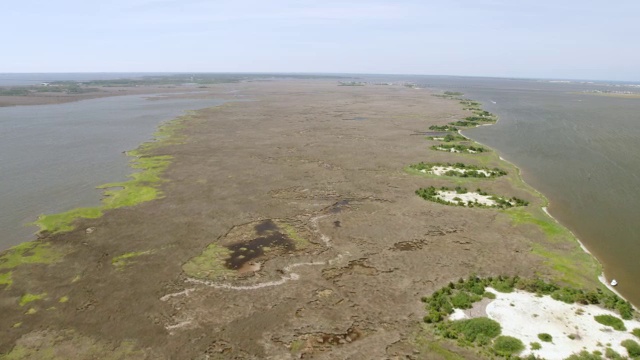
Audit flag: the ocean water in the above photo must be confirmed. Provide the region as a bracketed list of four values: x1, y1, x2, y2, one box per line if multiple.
[0, 94, 226, 249]
[408, 76, 640, 307]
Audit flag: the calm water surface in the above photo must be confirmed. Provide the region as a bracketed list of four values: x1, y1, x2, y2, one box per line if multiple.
[0, 94, 226, 249]
[406, 76, 640, 306]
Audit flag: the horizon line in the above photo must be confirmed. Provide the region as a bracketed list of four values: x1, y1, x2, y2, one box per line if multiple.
[0, 71, 638, 84]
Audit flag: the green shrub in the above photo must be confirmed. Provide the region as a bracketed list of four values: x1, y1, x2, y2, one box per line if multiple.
[483, 291, 496, 299]
[551, 287, 581, 304]
[429, 125, 458, 131]
[490, 276, 516, 293]
[565, 350, 606, 359]
[594, 314, 626, 331]
[538, 333, 553, 342]
[530, 342, 541, 350]
[616, 301, 634, 320]
[450, 291, 478, 309]
[605, 347, 623, 359]
[493, 336, 524, 356]
[446, 317, 501, 343]
[621, 339, 640, 357]
[632, 328, 640, 339]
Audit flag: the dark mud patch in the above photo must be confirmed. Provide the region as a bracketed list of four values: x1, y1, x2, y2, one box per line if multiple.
[224, 232, 295, 270]
[391, 239, 427, 251]
[317, 327, 362, 345]
[183, 219, 316, 281]
[329, 199, 352, 214]
[254, 219, 279, 235]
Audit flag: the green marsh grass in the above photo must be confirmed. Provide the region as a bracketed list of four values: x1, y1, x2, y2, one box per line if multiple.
[30, 112, 194, 235]
[18, 293, 46, 307]
[111, 250, 154, 269]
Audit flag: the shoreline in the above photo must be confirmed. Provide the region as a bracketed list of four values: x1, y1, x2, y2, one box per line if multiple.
[459, 101, 636, 308]
[1, 81, 636, 358]
[0, 90, 236, 253]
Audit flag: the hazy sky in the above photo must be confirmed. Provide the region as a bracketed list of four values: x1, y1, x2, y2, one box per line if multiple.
[3, 0, 639, 80]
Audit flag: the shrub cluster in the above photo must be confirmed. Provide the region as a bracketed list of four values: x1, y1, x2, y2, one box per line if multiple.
[431, 144, 486, 153]
[565, 350, 611, 360]
[436, 317, 502, 346]
[459, 99, 481, 107]
[435, 91, 465, 99]
[465, 115, 496, 122]
[422, 275, 636, 325]
[492, 195, 530, 208]
[423, 275, 510, 323]
[538, 333, 553, 342]
[593, 314, 626, 331]
[493, 336, 525, 356]
[434, 93, 498, 122]
[622, 339, 640, 357]
[415, 186, 528, 209]
[429, 124, 459, 131]
[427, 134, 467, 142]
[449, 120, 479, 127]
[469, 111, 495, 119]
[410, 162, 507, 178]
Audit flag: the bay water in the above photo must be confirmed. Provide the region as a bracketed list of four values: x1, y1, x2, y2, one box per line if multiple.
[0, 94, 225, 249]
[411, 76, 640, 307]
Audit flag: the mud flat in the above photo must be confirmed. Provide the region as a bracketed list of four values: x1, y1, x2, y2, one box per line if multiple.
[0, 80, 607, 358]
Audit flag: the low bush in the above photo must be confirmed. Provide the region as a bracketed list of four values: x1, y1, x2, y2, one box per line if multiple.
[441, 317, 501, 343]
[449, 120, 478, 127]
[621, 339, 640, 357]
[466, 115, 491, 122]
[493, 336, 525, 356]
[409, 162, 507, 178]
[605, 347, 624, 359]
[431, 144, 486, 153]
[415, 186, 527, 209]
[594, 314, 626, 331]
[429, 125, 458, 131]
[450, 291, 481, 309]
[483, 291, 496, 299]
[538, 333, 553, 342]
[565, 350, 606, 360]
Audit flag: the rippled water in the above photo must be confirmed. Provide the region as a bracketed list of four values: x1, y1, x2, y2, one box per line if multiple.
[0, 94, 225, 249]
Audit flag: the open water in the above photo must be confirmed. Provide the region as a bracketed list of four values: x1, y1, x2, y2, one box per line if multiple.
[407, 76, 640, 307]
[0, 94, 225, 249]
